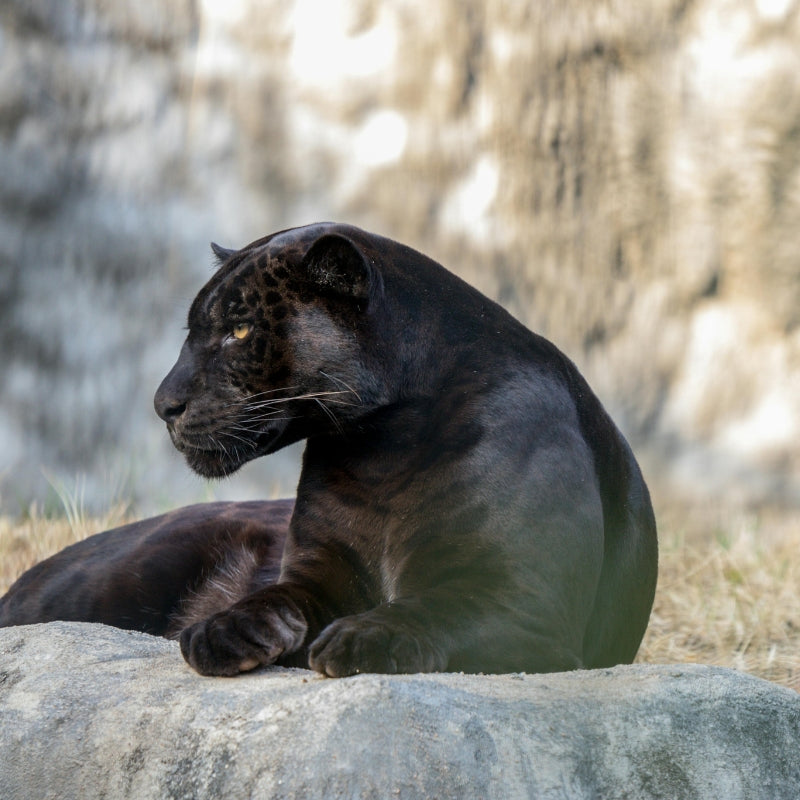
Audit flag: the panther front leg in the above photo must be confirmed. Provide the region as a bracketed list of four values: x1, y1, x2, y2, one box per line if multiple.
[307, 595, 586, 678]
[179, 585, 314, 676]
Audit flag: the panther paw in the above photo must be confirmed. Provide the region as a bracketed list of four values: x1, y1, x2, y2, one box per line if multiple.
[308, 614, 446, 677]
[180, 602, 307, 676]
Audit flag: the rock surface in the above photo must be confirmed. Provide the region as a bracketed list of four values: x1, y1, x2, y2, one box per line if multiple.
[2, 0, 800, 511]
[1, 622, 798, 799]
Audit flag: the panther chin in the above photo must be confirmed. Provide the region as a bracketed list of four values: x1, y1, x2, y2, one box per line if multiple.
[172, 427, 285, 479]
[183, 447, 248, 480]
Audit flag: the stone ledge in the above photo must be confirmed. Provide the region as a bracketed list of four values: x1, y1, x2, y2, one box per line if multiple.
[1, 622, 798, 799]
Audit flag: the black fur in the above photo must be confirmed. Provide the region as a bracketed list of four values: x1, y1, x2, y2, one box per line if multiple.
[0, 223, 657, 677]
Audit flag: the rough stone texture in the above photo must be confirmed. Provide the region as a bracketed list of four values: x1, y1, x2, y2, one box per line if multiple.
[1, 622, 799, 799]
[2, 0, 800, 510]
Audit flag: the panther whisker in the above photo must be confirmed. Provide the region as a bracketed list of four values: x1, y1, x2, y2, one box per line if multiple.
[319, 370, 363, 404]
[224, 386, 302, 408]
[313, 397, 344, 435]
[241, 390, 355, 411]
[227, 417, 296, 431]
[208, 435, 229, 460]
[234, 410, 297, 424]
[218, 431, 258, 450]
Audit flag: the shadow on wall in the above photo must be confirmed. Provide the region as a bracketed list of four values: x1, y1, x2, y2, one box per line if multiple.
[1, 0, 799, 514]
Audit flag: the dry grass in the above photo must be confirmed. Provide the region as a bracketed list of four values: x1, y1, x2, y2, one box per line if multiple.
[0, 504, 132, 595]
[1, 503, 798, 691]
[637, 507, 800, 692]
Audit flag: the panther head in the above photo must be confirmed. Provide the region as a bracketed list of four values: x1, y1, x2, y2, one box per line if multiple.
[154, 224, 389, 478]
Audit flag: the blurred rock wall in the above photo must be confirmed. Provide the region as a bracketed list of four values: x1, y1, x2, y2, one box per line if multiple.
[1, 0, 799, 513]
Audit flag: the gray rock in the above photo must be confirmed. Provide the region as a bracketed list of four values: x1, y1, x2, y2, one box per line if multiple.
[1, 622, 798, 799]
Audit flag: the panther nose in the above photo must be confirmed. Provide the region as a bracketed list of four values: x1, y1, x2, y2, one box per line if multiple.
[154, 340, 194, 424]
[154, 393, 186, 424]
[154, 373, 188, 423]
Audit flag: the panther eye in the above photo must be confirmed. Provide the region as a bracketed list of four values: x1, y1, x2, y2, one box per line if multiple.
[232, 322, 252, 341]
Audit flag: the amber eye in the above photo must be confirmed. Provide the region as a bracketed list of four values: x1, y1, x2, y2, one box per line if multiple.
[232, 322, 252, 340]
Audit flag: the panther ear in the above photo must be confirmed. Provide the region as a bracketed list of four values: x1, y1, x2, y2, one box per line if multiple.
[210, 242, 237, 264]
[301, 234, 373, 300]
